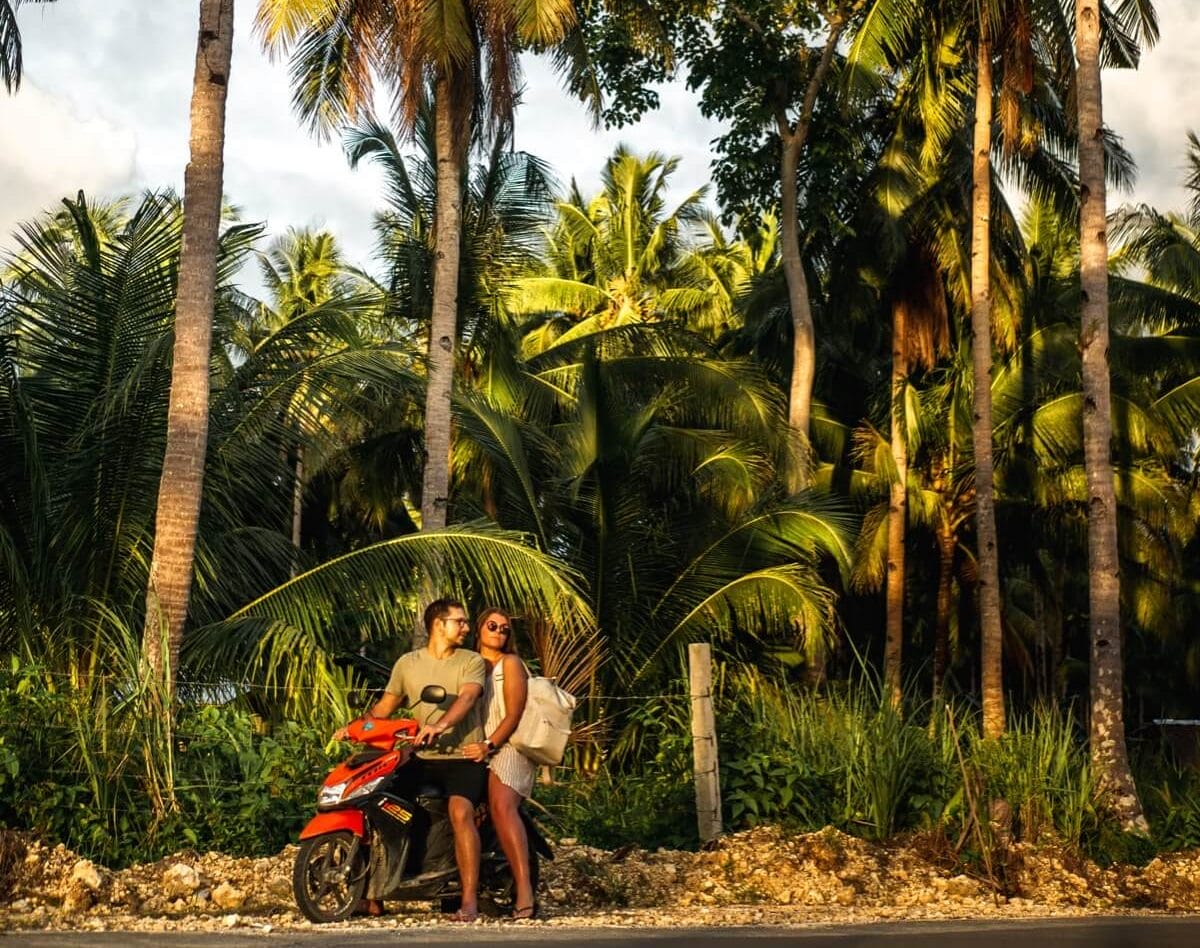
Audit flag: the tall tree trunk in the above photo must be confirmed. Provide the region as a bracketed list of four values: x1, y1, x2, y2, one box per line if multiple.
[932, 518, 956, 709]
[420, 72, 465, 535]
[142, 0, 234, 691]
[970, 38, 1006, 741]
[780, 129, 816, 482]
[414, 70, 468, 647]
[884, 309, 907, 708]
[290, 447, 303, 576]
[1075, 0, 1147, 831]
[777, 14, 847, 488]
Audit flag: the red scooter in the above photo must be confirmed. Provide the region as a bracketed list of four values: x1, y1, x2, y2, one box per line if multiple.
[293, 686, 551, 923]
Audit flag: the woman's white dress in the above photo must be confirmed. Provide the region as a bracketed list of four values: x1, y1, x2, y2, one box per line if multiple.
[484, 658, 536, 798]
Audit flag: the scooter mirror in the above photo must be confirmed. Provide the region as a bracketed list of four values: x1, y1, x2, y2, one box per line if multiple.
[419, 684, 447, 705]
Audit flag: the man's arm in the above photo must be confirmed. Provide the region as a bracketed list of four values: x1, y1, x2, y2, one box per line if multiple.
[368, 692, 403, 719]
[414, 683, 483, 746]
[330, 689, 404, 741]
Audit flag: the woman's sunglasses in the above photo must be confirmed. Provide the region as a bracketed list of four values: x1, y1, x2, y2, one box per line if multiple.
[486, 620, 511, 635]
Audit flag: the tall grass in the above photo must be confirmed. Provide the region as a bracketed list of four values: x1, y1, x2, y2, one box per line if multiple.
[720, 668, 938, 839]
[1, 623, 336, 865]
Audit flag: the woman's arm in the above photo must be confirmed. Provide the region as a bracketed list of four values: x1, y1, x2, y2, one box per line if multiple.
[488, 654, 528, 748]
[463, 656, 528, 761]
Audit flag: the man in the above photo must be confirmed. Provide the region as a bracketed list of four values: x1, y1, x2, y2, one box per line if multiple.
[333, 598, 487, 920]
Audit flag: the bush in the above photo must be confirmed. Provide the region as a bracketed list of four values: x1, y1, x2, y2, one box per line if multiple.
[537, 695, 698, 850]
[6, 657, 1200, 866]
[717, 671, 942, 839]
[0, 663, 332, 866]
[968, 706, 1097, 848]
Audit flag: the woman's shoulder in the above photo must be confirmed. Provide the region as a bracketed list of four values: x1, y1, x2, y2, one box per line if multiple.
[499, 653, 527, 677]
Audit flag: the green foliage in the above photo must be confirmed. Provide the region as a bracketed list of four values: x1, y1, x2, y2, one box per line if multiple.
[718, 672, 939, 840]
[1147, 775, 1200, 853]
[0, 662, 331, 866]
[968, 707, 1097, 847]
[539, 694, 698, 850]
[157, 708, 331, 857]
[539, 767, 698, 852]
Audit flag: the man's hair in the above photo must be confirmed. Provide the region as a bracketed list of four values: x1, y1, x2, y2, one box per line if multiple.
[423, 597, 466, 635]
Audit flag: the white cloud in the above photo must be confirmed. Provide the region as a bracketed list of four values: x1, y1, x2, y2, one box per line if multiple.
[513, 55, 725, 205]
[2, 1, 382, 275]
[0, 0, 1196, 284]
[1098, 2, 1200, 214]
[0, 81, 136, 234]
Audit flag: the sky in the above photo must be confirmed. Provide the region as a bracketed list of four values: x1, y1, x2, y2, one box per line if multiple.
[1, 1, 1198, 286]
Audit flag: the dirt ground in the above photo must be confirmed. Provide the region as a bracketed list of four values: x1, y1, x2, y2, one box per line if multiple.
[2, 825, 1198, 933]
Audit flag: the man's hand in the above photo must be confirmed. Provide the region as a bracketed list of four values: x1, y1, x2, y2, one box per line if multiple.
[331, 723, 352, 742]
[462, 741, 489, 763]
[414, 720, 447, 747]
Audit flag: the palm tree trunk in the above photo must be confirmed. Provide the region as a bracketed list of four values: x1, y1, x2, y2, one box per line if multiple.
[1075, 0, 1147, 832]
[932, 519, 955, 708]
[420, 70, 465, 536]
[884, 312, 907, 708]
[142, 0, 234, 691]
[413, 70, 469, 648]
[290, 447, 303, 574]
[970, 38, 1006, 741]
[780, 130, 816, 479]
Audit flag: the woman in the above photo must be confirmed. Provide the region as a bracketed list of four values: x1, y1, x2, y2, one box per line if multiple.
[462, 607, 537, 919]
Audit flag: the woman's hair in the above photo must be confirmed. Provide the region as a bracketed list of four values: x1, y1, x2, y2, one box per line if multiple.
[475, 607, 516, 654]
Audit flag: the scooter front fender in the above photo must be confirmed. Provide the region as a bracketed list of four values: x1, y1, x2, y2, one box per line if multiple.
[299, 809, 365, 841]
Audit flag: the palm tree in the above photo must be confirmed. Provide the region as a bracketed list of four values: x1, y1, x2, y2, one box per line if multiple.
[1074, 0, 1157, 832]
[506, 148, 722, 347]
[0, 0, 55, 93]
[253, 228, 377, 556]
[142, 0, 236, 691]
[337, 114, 557, 546]
[850, 0, 1143, 738]
[256, 0, 586, 542]
[964, 3, 1009, 741]
[502, 152, 851, 689]
[1, 188, 599, 723]
[510, 321, 851, 694]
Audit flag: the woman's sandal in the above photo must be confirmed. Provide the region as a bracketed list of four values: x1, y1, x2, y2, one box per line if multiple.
[450, 907, 479, 923]
[353, 898, 387, 917]
[511, 903, 538, 920]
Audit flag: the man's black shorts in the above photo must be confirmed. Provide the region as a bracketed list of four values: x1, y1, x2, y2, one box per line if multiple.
[410, 757, 488, 805]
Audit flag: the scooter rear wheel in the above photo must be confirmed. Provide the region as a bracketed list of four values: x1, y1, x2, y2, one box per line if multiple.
[293, 830, 367, 923]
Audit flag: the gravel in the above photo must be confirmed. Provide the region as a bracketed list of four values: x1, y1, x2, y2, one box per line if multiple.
[1, 825, 1197, 933]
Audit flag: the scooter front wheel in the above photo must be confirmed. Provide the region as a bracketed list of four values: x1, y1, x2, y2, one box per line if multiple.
[293, 830, 367, 923]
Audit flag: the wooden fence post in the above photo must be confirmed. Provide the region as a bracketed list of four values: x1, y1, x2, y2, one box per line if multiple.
[689, 642, 722, 843]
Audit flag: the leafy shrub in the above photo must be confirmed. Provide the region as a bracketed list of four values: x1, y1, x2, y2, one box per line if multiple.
[717, 671, 942, 839]
[0, 663, 332, 865]
[969, 706, 1097, 847]
[537, 698, 698, 850]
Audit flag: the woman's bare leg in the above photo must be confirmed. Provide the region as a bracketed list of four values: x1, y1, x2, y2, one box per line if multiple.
[488, 770, 534, 913]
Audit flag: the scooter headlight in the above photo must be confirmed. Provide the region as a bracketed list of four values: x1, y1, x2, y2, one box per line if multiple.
[342, 776, 386, 802]
[318, 781, 349, 808]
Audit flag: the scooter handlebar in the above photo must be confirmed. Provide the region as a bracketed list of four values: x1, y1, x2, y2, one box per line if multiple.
[344, 716, 420, 748]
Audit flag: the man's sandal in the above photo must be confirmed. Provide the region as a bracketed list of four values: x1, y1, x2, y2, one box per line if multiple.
[450, 907, 479, 923]
[511, 904, 538, 920]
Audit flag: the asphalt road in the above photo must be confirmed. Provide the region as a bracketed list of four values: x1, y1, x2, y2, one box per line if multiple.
[4, 919, 1200, 947]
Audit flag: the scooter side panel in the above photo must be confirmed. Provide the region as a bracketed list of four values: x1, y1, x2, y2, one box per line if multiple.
[364, 793, 420, 899]
[298, 809, 365, 840]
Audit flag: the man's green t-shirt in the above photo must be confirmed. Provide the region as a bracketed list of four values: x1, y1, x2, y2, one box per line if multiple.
[384, 647, 487, 759]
